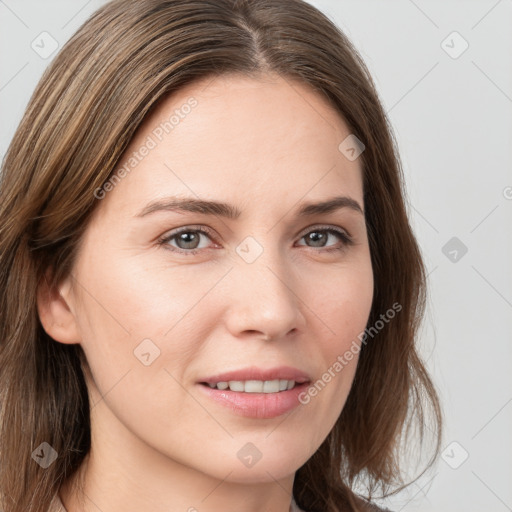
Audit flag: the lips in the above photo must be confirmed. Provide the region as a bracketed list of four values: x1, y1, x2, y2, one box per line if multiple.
[196, 365, 312, 419]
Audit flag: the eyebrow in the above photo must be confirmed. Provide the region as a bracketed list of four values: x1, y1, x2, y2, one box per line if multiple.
[135, 195, 364, 219]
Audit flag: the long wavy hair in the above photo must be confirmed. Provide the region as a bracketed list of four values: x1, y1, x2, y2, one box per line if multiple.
[0, 1, 442, 511]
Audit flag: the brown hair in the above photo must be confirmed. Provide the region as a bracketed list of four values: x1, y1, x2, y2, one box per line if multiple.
[0, 1, 442, 511]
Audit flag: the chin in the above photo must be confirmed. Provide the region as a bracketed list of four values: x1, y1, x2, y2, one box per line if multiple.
[221, 462, 301, 484]
[208, 441, 313, 484]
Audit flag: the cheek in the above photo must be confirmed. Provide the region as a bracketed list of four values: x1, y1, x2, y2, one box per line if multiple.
[72, 253, 229, 398]
[315, 255, 374, 351]
[71, 258, 210, 449]
[299, 259, 373, 435]
[76, 249, 220, 341]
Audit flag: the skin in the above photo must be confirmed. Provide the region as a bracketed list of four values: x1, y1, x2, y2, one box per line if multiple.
[38, 72, 374, 512]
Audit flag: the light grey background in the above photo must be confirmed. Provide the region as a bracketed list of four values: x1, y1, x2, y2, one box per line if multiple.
[1, 1, 511, 511]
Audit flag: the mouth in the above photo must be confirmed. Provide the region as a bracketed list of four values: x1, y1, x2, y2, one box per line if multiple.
[196, 366, 312, 419]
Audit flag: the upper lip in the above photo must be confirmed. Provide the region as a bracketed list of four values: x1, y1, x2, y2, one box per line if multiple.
[199, 366, 311, 385]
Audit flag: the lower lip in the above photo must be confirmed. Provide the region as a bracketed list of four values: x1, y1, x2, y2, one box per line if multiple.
[197, 382, 310, 419]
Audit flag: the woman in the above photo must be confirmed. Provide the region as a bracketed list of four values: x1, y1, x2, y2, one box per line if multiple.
[0, 1, 442, 511]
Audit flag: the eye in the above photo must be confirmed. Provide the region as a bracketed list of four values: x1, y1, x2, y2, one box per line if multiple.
[158, 224, 354, 256]
[296, 225, 354, 253]
[158, 226, 216, 255]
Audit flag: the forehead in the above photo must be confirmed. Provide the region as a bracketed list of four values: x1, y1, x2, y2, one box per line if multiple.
[99, 73, 364, 217]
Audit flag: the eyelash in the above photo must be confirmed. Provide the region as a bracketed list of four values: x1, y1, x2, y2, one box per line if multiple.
[157, 224, 354, 256]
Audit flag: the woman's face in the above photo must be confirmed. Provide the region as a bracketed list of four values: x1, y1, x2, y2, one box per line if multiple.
[57, 73, 373, 483]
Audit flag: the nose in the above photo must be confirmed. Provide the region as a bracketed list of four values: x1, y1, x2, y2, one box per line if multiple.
[222, 243, 306, 342]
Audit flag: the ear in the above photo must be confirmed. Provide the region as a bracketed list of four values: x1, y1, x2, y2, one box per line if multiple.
[37, 270, 81, 344]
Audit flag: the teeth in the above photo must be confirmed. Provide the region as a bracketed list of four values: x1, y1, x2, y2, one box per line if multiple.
[263, 380, 279, 393]
[229, 380, 245, 392]
[207, 379, 298, 393]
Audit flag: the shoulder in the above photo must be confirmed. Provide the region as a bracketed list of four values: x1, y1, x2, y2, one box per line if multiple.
[354, 496, 394, 512]
[366, 504, 394, 512]
[294, 496, 393, 512]
[48, 492, 67, 512]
